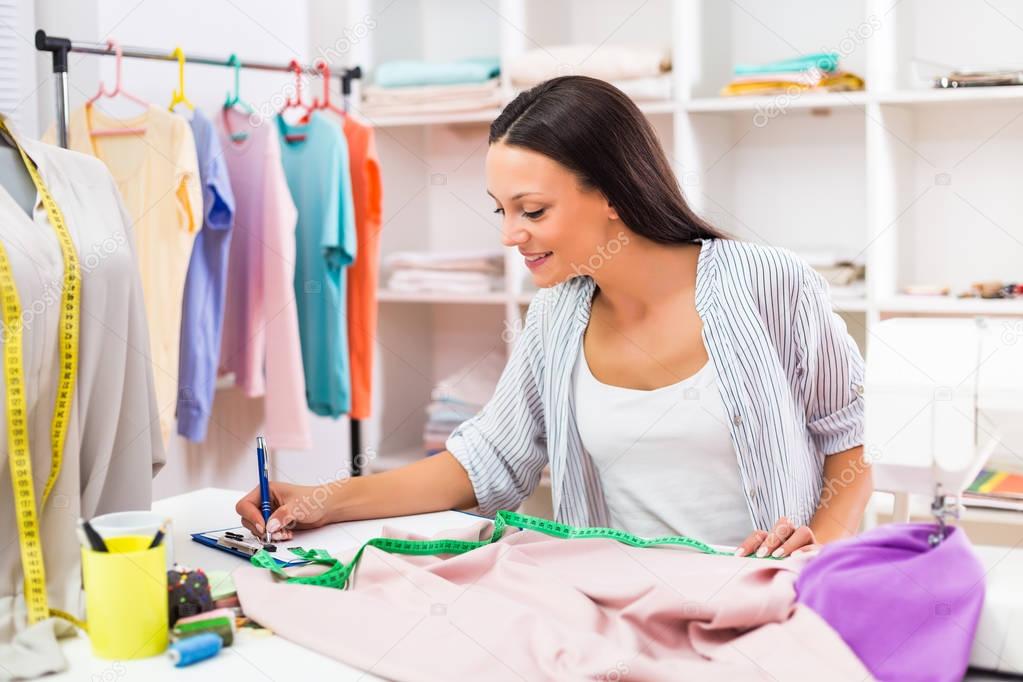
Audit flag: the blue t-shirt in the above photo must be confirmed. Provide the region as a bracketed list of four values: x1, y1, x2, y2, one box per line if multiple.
[277, 112, 357, 417]
[177, 109, 236, 441]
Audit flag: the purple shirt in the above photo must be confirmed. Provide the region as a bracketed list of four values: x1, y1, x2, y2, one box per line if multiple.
[176, 109, 235, 441]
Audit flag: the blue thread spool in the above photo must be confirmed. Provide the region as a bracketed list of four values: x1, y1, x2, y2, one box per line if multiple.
[167, 632, 222, 667]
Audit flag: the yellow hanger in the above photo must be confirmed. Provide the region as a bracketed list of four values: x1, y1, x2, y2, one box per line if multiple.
[168, 46, 194, 111]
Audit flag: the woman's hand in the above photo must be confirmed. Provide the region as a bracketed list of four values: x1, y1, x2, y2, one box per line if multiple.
[734, 517, 820, 559]
[235, 482, 335, 542]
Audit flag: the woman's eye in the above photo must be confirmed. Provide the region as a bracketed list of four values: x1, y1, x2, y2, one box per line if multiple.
[523, 208, 546, 220]
[492, 208, 504, 215]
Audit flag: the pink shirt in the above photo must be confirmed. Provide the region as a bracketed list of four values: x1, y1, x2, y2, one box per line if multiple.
[217, 111, 311, 449]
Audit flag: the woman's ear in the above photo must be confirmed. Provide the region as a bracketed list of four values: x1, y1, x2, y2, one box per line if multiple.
[606, 199, 620, 222]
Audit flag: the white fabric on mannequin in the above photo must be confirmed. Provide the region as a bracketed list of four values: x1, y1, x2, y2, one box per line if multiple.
[0, 121, 164, 679]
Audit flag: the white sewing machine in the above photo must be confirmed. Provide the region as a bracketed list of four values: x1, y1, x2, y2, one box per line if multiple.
[865, 317, 1023, 675]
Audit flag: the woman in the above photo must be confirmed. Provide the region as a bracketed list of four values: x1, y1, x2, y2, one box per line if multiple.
[238, 76, 871, 559]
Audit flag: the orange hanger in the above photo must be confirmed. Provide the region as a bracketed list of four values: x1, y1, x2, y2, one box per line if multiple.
[86, 38, 149, 137]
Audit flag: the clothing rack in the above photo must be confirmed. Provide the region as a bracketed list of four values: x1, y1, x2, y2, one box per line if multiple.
[34, 29, 366, 477]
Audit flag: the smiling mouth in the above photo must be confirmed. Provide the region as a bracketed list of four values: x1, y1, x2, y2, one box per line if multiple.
[524, 252, 552, 263]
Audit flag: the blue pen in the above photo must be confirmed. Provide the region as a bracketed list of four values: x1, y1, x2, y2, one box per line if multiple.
[256, 435, 271, 544]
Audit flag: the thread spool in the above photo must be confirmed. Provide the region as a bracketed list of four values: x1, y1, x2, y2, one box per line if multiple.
[167, 632, 222, 667]
[172, 608, 236, 646]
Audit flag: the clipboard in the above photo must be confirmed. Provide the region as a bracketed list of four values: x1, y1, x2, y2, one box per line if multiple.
[191, 525, 311, 567]
[192, 508, 489, 567]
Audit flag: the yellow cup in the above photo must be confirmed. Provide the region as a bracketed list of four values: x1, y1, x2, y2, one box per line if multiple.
[81, 535, 168, 659]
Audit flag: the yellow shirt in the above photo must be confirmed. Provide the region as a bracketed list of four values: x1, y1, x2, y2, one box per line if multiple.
[56, 104, 201, 444]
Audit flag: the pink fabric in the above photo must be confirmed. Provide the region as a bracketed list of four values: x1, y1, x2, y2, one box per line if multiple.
[234, 520, 871, 681]
[216, 112, 311, 449]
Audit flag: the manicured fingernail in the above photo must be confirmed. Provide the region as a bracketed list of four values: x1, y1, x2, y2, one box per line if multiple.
[255, 524, 264, 535]
[756, 546, 768, 558]
[734, 548, 745, 557]
[772, 547, 785, 558]
[267, 518, 280, 533]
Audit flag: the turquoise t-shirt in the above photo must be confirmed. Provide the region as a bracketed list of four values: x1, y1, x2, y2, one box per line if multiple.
[277, 112, 357, 417]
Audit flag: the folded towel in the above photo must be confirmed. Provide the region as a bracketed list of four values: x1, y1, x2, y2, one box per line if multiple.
[427, 402, 481, 421]
[727, 70, 832, 87]
[513, 75, 672, 102]
[361, 78, 503, 117]
[385, 250, 504, 273]
[389, 270, 501, 285]
[608, 74, 673, 101]
[733, 52, 839, 76]
[721, 71, 864, 96]
[386, 271, 502, 294]
[431, 354, 504, 407]
[508, 44, 670, 86]
[360, 94, 503, 118]
[374, 57, 500, 88]
[363, 79, 500, 105]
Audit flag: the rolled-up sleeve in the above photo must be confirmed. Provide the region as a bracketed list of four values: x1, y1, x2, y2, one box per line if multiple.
[446, 294, 549, 516]
[794, 265, 866, 455]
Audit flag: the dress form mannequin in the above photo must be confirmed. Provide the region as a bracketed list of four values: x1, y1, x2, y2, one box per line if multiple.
[0, 123, 36, 215]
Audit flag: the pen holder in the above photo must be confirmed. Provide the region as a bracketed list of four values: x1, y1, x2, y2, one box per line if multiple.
[81, 535, 168, 659]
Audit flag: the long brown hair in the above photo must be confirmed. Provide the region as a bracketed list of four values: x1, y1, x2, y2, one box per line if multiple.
[489, 75, 728, 244]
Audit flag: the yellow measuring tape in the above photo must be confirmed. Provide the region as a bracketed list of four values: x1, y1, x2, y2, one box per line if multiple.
[0, 120, 81, 627]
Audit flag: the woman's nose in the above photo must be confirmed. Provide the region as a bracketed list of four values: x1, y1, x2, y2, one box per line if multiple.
[500, 221, 529, 247]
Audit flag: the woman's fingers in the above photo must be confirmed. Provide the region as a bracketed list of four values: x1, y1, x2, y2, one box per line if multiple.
[239, 517, 262, 538]
[734, 529, 768, 557]
[237, 484, 297, 541]
[732, 517, 820, 560]
[236, 487, 269, 536]
[774, 526, 818, 558]
[754, 517, 793, 558]
[266, 502, 302, 541]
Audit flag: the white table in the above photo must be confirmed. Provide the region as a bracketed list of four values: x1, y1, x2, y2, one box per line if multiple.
[52, 487, 478, 680]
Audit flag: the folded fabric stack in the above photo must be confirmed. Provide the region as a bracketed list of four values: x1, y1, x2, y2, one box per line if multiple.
[385, 250, 504, 294]
[721, 52, 864, 96]
[797, 250, 866, 300]
[508, 44, 672, 101]
[423, 399, 478, 456]
[423, 353, 503, 455]
[361, 57, 502, 116]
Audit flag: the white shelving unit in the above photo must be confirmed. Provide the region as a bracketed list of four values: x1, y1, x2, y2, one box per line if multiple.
[326, 0, 1023, 470]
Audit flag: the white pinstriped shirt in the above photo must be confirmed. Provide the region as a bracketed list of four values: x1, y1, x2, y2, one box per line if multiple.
[446, 238, 866, 532]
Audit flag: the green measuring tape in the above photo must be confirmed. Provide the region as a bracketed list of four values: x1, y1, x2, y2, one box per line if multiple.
[250, 510, 768, 590]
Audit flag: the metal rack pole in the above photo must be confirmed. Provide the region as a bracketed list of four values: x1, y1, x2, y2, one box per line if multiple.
[35, 30, 361, 85]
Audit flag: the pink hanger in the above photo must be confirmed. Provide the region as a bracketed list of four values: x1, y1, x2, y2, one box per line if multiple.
[279, 59, 312, 142]
[87, 38, 149, 137]
[302, 59, 346, 123]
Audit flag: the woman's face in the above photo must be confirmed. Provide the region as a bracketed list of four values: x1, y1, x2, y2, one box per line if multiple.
[486, 141, 619, 288]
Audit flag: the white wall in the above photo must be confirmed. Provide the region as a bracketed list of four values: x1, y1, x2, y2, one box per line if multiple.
[2, 0, 42, 136]
[32, 0, 364, 498]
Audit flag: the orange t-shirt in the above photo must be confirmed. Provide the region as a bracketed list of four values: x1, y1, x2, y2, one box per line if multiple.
[342, 114, 383, 420]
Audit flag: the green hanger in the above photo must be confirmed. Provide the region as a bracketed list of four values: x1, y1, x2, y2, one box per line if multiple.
[224, 54, 254, 141]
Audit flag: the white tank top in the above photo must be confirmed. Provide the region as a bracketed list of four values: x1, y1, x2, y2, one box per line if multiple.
[574, 346, 754, 545]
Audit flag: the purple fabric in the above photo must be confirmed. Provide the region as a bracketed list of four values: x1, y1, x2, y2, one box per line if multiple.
[177, 109, 236, 441]
[795, 523, 985, 682]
